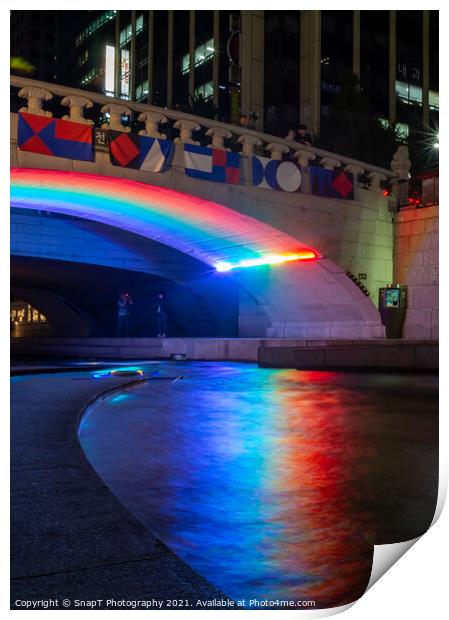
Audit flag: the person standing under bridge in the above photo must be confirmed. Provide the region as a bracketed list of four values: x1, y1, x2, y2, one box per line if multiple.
[117, 292, 133, 337]
[157, 291, 167, 338]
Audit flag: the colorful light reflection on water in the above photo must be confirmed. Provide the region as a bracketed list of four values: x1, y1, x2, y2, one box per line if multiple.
[79, 363, 438, 608]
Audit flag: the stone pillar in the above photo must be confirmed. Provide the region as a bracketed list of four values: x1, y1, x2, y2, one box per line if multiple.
[266, 142, 290, 160]
[173, 119, 200, 145]
[237, 134, 262, 157]
[240, 10, 264, 131]
[391, 145, 411, 180]
[148, 11, 154, 104]
[206, 127, 232, 150]
[367, 171, 388, 190]
[101, 104, 132, 132]
[213, 11, 220, 109]
[294, 149, 316, 168]
[300, 10, 321, 137]
[61, 96, 94, 125]
[389, 10, 397, 124]
[353, 11, 361, 80]
[167, 10, 174, 109]
[344, 163, 364, 178]
[422, 10, 430, 127]
[18, 87, 53, 116]
[319, 156, 342, 170]
[189, 11, 195, 100]
[138, 112, 167, 138]
[391, 145, 411, 204]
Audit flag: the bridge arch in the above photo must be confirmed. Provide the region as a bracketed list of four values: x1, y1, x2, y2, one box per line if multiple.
[11, 168, 385, 338]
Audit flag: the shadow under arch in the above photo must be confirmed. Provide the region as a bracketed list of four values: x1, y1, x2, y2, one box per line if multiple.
[11, 168, 385, 338]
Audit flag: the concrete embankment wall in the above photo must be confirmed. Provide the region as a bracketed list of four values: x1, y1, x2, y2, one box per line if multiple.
[11, 337, 437, 370]
[394, 205, 438, 340]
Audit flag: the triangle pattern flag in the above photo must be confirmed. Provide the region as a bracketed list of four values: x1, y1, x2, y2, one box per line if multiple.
[184, 144, 240, 184]
[109, 131, 174, 172]
[139, 136, 175, 172]
[252, 155, 302, 192]
[309, 166, 354, 200]
[17, 112, 93, 162]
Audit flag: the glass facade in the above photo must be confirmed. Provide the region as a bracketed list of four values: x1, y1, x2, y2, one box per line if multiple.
[15, 10, 436, 139]
[264, 11, 300, 136]
[320, 11, 353, 118]
[360, 11, 389, 118]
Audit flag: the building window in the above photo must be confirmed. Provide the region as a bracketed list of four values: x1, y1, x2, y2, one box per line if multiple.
[136, 80, 149, 100]
[194, 38, 214, 67]
[76, 11, 117, 46]
[395, 80, 423, 106]
[120, 49, 130, 98]
[136, 14, 144, 34]
[182, 53, 189, 75]
[80, 66, 103, 86]
[429, 90, 439, 110]
[194, 80, 213, 100]
[120, 24, 132, 47]
[78, 49, 88, 66]
[182, 38, 214, 75]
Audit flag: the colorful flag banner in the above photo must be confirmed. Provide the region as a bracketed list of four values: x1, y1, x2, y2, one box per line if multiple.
[252, 156, 302, 192]
[17, 112, 93, 162]
[109, 131, 174, 172]
[309, 166, 354, 200]
[184, 144, 240, 184]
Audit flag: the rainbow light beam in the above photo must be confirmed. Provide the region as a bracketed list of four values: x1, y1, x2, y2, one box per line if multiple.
[11, 168, 320, 269]
[215, 252, 317, 272]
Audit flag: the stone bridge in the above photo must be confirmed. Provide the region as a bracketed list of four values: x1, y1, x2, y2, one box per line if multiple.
[10, 77, 410, 339]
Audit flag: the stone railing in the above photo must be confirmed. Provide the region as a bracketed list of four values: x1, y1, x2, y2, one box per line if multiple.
[11, 76, 410, 191]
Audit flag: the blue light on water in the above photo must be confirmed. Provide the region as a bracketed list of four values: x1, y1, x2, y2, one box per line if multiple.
[79, 363, 438, 608]
[92, 366, 143, 379]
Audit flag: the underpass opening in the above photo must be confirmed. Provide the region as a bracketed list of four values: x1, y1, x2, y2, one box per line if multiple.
[11, 256, 240, 338]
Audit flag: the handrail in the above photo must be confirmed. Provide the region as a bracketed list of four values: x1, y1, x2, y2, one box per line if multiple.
[11, 75, 395, 178]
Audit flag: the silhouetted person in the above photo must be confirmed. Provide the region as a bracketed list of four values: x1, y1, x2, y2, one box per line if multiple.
[285, 129, 297, 141]
[239, 114, 249, 128]
[117, 292, 133, 337]
[156, 291, 167, 338]
[297, 124, 313, 146]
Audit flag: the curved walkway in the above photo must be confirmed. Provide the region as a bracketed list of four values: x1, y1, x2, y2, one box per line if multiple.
[11, 368, 226, 610]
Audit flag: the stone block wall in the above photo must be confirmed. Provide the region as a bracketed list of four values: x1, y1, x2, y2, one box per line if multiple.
[394, 205, 438, 339]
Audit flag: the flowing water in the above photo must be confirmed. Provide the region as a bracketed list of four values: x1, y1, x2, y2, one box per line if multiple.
[79, 362, 438, 608]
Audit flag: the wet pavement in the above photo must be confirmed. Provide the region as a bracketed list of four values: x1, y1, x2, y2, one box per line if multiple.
[79, 362, 439, 608]
[11, 368, 227, 609]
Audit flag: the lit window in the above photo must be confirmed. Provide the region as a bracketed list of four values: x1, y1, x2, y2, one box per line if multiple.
[120, 25, 132, 47]
[395, 80, 423, 105]
[136, 80, 149, 100]
[194, 80, 213, 100]
[194, 38, 214, 67]
[429, 90, 439, 110]
[76, 11, 117, 47]
[182, 53, 189, 75]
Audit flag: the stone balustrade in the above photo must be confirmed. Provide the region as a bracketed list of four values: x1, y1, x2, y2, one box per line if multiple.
[138, 111, 167, 139]
[61, 95, 94, 125]
[11, 75, 406, 192]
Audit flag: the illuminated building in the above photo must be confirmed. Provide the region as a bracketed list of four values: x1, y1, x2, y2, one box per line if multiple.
[10, 10, 438, 142]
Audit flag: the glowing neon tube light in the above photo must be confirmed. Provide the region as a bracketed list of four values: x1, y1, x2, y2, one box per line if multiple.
[215, 252, 317, 272]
